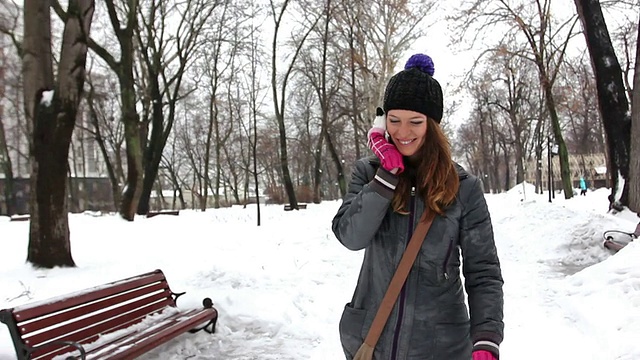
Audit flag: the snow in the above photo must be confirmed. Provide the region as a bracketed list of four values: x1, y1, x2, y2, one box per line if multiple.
[40, 90, 54, 107]
[1, 185, 640, 359]
[615, 170, 625, 203]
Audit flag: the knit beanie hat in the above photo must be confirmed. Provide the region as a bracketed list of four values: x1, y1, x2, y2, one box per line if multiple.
[383, 54, 443, 123]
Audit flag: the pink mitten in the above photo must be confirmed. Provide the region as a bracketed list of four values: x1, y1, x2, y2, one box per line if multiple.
[367, 108, 404, 174]
[472, 350, 497, 360]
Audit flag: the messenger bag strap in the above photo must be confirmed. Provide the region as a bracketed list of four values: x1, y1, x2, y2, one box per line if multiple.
[363, 211, 435, 348]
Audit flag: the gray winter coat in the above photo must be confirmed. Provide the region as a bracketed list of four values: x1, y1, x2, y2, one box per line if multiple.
[332, 157, 504, 360]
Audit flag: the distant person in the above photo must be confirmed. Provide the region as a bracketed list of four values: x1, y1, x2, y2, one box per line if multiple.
[579, 177, 587, 196]
[332, 54, 504, 360]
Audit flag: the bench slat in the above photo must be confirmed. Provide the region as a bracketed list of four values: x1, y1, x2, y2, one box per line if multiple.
[25, 289, 172, 347]
[13, 270, 167, 322]
[30, 299, 173, 360]
[98, 309, 216, 360]
[50, 308, 215, 360]
[19, 282, 169, 335]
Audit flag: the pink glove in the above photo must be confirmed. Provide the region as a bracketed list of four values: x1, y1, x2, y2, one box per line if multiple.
[367, 107, 404, 174]
[472, 350, 497, 360]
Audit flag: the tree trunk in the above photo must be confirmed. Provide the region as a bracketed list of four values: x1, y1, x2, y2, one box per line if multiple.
[542, 80, 573, 199]
[275, 113, 297, 207]
[137, 67, 163, 215]
[324, 129, 346, 197]
[202, 95, 215, 211]
[313, 127, 324, 203]
[510, 116, 525, 185]
[575, 0, 631, 209]
[629, 20, 640, 212]
[479, 116, 491, 193]
[214, 111, 222, 209]
[119, 87, 143, 220]
[270, 0, 319, 210]
[25, 0, 95, 268]
[347, 21, 361, 161]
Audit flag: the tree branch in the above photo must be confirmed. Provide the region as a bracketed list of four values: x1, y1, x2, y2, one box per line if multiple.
[87, 37, 119, 72]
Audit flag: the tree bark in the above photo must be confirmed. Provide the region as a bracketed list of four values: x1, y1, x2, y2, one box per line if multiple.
[574, 0, 631, 209]
[137, 63, 163, 214]
[542, 79, 573, 199]
[25, 0, 94, 268]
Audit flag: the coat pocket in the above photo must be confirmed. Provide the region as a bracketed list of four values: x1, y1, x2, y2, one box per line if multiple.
[434, 303, 471, 359]
[339, 303, 367, 359]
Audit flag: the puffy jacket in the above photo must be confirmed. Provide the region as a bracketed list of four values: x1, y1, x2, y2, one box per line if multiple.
[332, 156, 504, 360]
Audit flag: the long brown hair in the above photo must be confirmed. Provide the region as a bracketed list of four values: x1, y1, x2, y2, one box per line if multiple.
[391, 118, 459, 215]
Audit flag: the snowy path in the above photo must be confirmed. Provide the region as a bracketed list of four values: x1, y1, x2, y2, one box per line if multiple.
[490, 195, 604, 359]
[141, 193, 629, 359]
[489, 189, 640, 360]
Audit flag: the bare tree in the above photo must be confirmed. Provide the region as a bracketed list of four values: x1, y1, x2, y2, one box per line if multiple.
[55, 0, 143, 221]
[453, 0, 580, 199]
[611, 12, 638, 104]
[24, 0, 95, 268]
[295, 0, 343, 202]
[574, 0, 632, 210]
[237, 1, 267, 224]
[134, 0, 218, 214]
[160, 134, 187, 210]
[195, 1, 238, 210]
[558, 55, 604, 156]
[269, 0, 321, 209]
[1, 4, 31, 186]
[85, 75, 126, 210]
[486, 49, 537, 185]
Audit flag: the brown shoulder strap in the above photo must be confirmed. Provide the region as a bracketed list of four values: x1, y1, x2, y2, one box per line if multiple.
[363, 211, 435, 348]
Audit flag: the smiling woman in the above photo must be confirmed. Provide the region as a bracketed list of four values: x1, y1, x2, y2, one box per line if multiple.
[332, 53, 504, 360]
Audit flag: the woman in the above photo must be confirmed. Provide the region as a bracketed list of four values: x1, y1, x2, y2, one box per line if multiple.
[332, 54, 504, 360]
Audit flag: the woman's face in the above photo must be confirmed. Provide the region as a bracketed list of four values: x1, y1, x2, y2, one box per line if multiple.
[386, 109, 428, 157]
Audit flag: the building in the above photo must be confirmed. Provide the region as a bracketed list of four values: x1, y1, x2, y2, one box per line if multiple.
[524, 152, 608, 191]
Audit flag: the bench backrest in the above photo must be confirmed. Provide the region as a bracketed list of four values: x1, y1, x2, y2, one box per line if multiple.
[0, 269, 176, 360]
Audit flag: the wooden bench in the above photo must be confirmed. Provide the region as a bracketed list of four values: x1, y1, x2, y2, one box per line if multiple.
[0, 269, 218, 360]
[146, 209, 180, 218]
[283, 203, 307, 211]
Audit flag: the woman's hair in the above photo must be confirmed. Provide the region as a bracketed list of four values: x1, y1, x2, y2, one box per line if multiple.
[391, 118, 459, 215]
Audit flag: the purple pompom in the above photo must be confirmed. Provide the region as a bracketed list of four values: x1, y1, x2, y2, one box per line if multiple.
[404, 54, 435, 76]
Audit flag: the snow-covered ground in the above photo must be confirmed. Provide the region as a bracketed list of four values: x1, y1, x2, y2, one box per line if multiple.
[1, 184, 639, 359]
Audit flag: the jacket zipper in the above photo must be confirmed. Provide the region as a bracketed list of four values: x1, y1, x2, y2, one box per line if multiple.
[390, 187, 416, 360]
[442, 236, 454, 281]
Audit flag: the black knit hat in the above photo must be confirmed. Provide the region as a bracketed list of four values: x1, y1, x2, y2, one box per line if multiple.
[383, 54, 443, 123]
